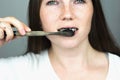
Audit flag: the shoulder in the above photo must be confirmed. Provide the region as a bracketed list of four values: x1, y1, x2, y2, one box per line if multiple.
[0, 50, 48, 68]
[0, 50, 48, 79]
[106, 53, 120, 80]
[108, 53, 120, 69]
[108, 53, 120, 63]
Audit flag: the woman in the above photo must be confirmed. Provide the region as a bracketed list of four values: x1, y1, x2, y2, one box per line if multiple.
[0, 0, 120, 80]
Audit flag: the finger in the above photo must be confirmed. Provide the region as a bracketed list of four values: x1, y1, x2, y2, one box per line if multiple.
[0, 22, 14, 41]
[0, 28, 4, 40]
[0, 28, 6, 46]
[0, 17, 30, 35]
[22, 23, 31, 32]
[3, 22, 14, 41]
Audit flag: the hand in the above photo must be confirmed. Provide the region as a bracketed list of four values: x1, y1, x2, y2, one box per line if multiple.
[0, 17, 31, 46]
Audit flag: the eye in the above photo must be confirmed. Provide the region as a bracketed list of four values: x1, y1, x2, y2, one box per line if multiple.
[74, 0, 86, 4]
[46, 0, 59, 5]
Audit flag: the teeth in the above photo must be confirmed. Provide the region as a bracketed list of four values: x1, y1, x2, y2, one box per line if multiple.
[58, 27, 78, 32]
[59, 28, 66, 32]
[70, 28, 77, 32]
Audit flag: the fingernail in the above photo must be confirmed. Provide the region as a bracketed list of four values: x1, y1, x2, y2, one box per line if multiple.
[27, 28, 31, 32]
[21, 30, 26, 35]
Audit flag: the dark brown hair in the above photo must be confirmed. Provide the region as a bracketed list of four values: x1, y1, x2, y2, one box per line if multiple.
[27, 0, 120, 56]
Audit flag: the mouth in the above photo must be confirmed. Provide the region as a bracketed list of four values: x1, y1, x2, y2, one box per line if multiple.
[57, 27, 78, 37]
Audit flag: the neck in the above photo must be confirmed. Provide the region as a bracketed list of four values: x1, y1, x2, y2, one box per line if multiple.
[48, 40, 98, 70]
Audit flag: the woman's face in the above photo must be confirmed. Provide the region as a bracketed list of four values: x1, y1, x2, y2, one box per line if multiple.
[40, 0, 93, 49]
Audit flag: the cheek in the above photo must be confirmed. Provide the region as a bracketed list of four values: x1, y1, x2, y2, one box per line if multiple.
[76, 6, 93, 29]
[74, 3, 93, 23]
[79, 14, 93, 40]
[76, 7, 93, 40]
[40, 11, 52, 31]
[40, 7, 60, 32]
[75, 7, 93, 23]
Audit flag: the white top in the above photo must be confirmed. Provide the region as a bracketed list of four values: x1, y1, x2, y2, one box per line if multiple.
[0, 50, 120, 80]
[106, 53, 120, 80]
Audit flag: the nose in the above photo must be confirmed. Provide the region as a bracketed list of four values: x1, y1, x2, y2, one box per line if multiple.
[60, 5, 74, 21]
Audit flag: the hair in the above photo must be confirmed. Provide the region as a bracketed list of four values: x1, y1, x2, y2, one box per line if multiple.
[26, 0, 120, 56]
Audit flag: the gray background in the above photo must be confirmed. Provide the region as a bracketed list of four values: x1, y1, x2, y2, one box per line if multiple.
[0, 0, 120, 58]
[0, 0, 29, 58]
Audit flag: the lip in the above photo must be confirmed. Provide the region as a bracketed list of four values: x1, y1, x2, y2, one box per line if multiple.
[57, 26, 79, 37]
[58, 26, 78, 30]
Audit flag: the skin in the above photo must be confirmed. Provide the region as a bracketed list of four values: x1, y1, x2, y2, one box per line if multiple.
[40, 0, 93, 49]
[40, 0, 109, 80]
[0, 17, 31, 45]
[0, 0, 109, 80]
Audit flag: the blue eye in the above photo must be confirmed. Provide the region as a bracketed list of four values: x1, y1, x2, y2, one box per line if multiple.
[74, 0, 86, 4]
[46, 0, 59, 5]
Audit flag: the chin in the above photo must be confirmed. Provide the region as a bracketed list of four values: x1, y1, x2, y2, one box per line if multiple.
[61, 45, 78, 49]
[47, 35, 86, 49]
[55, 40, 80, 49]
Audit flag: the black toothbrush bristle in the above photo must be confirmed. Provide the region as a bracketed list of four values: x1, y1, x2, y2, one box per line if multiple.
[58, 28, 78, 37]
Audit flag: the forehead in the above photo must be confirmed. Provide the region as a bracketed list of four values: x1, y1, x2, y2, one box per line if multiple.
[41, 0, 92, 2]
